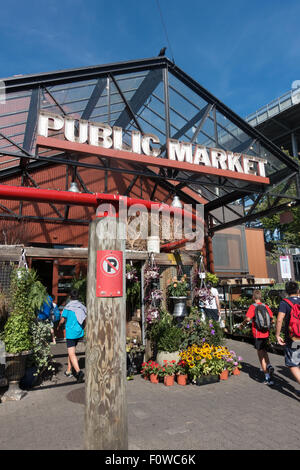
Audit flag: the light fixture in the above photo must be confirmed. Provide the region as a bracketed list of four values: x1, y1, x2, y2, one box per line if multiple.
[68, 181, 80, 193]
[171, 195, 182, 208]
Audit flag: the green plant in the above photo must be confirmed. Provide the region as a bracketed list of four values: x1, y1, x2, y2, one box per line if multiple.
[167, 275, 189, 297]
[3, 314, 32, 354]
[205, 272, 219, 287]
[3, 267, 48, 354]
[180, 308, 224, 348]
[157, 325, 183, 352]
[71, 275, 87, 304]
[29, 321, 55, 375]
[10, 267, 48, 316]
[159, 360, 177, 377]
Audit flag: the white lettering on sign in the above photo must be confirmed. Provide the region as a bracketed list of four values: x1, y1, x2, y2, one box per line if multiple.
[37, 111, 268, 179]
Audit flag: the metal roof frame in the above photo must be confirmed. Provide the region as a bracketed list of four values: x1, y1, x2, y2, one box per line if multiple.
[0, 55, 299, 230]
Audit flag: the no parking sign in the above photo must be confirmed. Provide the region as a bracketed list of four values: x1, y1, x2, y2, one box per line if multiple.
[96, 250, 123, 297]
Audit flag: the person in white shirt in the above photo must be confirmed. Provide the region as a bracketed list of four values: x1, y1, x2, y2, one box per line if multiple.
[202, 282, 221, 322]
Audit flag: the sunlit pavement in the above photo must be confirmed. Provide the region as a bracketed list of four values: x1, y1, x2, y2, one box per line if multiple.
[0, 338, 298, 450]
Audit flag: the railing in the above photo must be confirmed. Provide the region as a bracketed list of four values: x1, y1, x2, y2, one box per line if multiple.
[245, 89, 300, 127]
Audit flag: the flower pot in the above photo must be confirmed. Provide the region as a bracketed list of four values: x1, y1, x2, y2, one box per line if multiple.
[156, 351, 180, 366]
[150, 373, 159, 384]
[219, 369, 229, 380]
[177, 374, 188, 386]
[2, 350, 32, 401]
[195, 375, 220, 386]
[233, 367, 240, 376]
[164, 375, 175, 386]
[169, 297, 187, 317]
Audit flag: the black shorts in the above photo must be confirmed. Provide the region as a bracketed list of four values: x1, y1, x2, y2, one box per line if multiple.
[66, 338, 80, 348]
[203, 308, 219, 322]
[254, 338, 268, 351]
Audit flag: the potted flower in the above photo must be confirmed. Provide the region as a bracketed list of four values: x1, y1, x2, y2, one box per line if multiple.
[180, 343, 228, 385]
[141, 360, 152, 380]
[160, 360, 177, 386]
[176, 359, 188, 385]
[228, 350, 243, 375]
[148, 361, 161, 383]
[167, 275, 189, 317]
[2, 267, 48, 401]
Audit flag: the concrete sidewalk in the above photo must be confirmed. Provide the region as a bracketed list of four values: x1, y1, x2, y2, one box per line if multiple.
[0, 338, 299, 450]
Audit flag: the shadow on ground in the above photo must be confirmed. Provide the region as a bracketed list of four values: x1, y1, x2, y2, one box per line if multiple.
[241, 361, 299, 402]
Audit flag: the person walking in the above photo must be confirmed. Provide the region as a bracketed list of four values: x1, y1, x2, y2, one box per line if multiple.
[240, 289, 275, 385]
[202, 282, 221, 322]
[275, 281, 300, 397]
[37, 293, 57, 344]
[58, 289, 86, 383]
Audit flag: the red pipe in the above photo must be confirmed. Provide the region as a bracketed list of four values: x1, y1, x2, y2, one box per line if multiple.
[0, 184, 205, 252]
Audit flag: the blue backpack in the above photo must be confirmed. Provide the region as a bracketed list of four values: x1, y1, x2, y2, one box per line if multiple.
[38, 296, 53, 321]
[51, 304, 61, 322]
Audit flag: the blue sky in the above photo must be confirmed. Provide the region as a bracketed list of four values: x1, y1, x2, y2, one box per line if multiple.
[1, 0, 300, 117]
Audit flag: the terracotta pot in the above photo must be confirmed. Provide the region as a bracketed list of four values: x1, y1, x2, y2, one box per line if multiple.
[177, 374, 188, 386]
[233, 367, 240, 376]
[142, 374, 149, 380]
[219, 369, 229, 380]
[150, 373, 159, 384]
[164, 375, 175, 386]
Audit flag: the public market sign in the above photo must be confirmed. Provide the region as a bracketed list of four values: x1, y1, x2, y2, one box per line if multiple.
[37, 111, 269, 184]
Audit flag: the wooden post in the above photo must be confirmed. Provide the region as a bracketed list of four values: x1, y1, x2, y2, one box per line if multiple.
[84, 216, 127, 450]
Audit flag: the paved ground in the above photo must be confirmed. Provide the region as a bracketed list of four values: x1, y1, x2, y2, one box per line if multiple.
[0, 338, 299, 450]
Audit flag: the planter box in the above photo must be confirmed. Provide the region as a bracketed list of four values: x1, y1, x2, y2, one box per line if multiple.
[156, 351, 180, 366]
[195, 375, 220, 386]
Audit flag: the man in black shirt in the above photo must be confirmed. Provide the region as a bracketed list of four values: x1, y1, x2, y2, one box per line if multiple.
[276, 281, 300, 397]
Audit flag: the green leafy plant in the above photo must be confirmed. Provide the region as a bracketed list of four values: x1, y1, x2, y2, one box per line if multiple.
[158, 360, 177, 377]
[205, 272, 219, 287]
[157, 325, 183, 353]
[3, 314, 32, 354]
[71, 275, 87, 304]
[29, 321, 55, 375]
[10, 267, 48, 316]
[180, 307, 224, 349]
[167, 275, 189, 297]
[3, 267, 48, 355]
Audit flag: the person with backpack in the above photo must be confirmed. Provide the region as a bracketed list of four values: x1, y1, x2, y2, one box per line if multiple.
[58, 289, 86, 383]
[37, 293, 57, 344]
[239, 289, 275, 385]
[275, 281, 300, 397]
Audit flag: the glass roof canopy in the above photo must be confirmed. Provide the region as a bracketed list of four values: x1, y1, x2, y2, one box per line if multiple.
[0, 56, 299, 231]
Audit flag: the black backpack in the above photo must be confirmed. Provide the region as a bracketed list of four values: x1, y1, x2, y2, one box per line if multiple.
[254, 303, 271, 332]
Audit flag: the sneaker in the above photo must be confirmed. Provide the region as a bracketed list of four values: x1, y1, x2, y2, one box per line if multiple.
[76, 370, 85, 383]
[264, 377, 274, 386]
[64, 370, 73, 378]
[267, 364, 274, 378]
